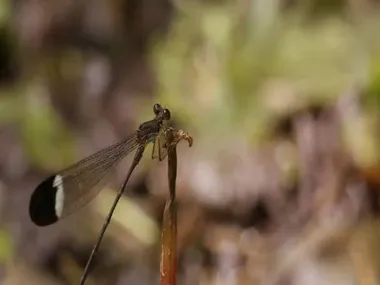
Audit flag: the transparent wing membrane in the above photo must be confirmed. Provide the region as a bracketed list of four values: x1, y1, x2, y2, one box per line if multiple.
[57, 133, 140, 218]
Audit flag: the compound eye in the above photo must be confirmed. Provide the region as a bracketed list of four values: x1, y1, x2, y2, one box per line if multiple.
[163, 109, 171, 120]
[153, 104, 161, 115]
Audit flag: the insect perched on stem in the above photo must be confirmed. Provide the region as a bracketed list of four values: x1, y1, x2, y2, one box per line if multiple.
[29, 103, 172, 284]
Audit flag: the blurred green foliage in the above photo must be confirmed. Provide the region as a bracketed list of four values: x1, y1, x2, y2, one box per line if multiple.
[0, 228, 13, 263]
[152, 0, 380, 163]
[20, 78, 76, 171]
[0, 0, 10, 29]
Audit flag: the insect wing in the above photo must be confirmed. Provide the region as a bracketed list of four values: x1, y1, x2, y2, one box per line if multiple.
[29, 133, 140, 226]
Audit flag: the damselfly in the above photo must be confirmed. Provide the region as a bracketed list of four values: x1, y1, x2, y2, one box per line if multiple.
[28, 103, 171, 284]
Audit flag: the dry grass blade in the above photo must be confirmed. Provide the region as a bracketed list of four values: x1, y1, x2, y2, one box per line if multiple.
[160, 127, 193, 285]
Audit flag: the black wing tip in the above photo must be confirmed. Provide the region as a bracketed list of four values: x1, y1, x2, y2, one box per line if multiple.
[29, 175, 59, 227]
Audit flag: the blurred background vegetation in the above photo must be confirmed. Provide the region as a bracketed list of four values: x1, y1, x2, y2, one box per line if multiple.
[0, 0, 380, 284]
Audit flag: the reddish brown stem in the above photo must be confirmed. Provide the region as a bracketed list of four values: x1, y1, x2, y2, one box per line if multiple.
[160, 128, 192, 285]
